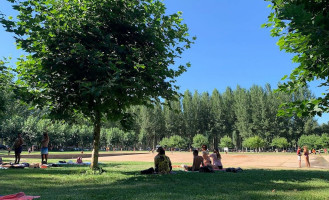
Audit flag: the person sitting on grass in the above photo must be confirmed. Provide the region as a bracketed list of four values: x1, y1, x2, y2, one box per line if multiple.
[154, 146, 172, 174]
[209, 148, 223, 169]
[183, 150, 204, 171]
[202, 151, 211, 166]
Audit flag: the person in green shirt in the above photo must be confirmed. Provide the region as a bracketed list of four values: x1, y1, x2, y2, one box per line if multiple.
[154, 146, 172, 174]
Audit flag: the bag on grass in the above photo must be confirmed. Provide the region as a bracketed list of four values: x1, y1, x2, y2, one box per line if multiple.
[199, 166, 214, 173]
[141, 167, 155, 174]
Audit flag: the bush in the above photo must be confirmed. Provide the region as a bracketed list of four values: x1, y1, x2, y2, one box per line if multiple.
[192, 134, 208, 148]
[219, 136, 233, 148]
[242, 136, 265, 150]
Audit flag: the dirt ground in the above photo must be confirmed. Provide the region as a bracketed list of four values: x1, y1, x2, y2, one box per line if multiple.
[91, 152, 329, 170]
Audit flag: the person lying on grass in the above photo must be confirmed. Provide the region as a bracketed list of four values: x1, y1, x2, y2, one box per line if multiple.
[154, 147, 172, 174]
[183, 150, 204, 171]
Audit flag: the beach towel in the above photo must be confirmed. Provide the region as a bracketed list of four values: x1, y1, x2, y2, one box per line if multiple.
[0, 192, 40, 200]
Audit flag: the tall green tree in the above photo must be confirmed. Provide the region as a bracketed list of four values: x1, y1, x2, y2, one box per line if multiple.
[1, 0, 194, 168]
[264, 0, 329, 116]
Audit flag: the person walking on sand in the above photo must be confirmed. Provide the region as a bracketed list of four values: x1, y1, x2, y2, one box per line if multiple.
[303, 146, 311, 168]
[297, 146, 301, 168]
[41, 132, 50, 164]
[13, 133, 24, 164]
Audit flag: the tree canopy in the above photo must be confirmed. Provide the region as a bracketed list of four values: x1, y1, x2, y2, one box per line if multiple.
[264, 0, 329, 117]
[0, 0, 194, 168]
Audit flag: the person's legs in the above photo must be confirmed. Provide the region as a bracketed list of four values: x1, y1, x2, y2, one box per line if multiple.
[14, 152, 18, 164]
[17, 153, 21, 164]
[45, 154, 48, 164]
[41, 154, 44, 163]
[307, 156, 311, 167]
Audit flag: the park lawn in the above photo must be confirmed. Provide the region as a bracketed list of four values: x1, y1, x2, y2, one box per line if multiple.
[0, 161, 329, 200]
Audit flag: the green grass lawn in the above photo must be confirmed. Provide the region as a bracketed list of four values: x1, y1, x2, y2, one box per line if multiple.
[1, 160, 329, 200]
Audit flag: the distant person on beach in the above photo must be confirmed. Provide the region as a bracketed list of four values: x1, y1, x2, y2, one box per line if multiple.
[41, 132, 50, 164]
[183, 150, 204, 171]
[297, 146, 301, 168]
[13, 133, 24, 164]
[154, 146, 172, 174]
[210, 148, 223, 169]
[303, 146, 310, 168]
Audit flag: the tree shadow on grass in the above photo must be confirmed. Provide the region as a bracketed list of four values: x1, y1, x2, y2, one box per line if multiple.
[1, 168, 329, 200]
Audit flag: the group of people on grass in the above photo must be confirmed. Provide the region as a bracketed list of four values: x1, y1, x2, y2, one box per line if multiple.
[143, 144, 223, 174]
[297, 146, 311, 168]
[183, 144, 223, 172]
[9, 132, 49, 164]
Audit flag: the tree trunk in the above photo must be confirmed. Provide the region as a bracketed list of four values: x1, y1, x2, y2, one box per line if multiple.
[91, 111, 101, 169]
[213, 135, 218, 149]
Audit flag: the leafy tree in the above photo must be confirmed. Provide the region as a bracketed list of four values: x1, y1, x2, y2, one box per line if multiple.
[182, 90, 197, 147]
[271, 137, 289, 150]
[1, 0, 194, 168]
[192, 134, 208, 149]
[159, 137, 171, 148]
[242, 136, 266, 151]
[298, 134, 322, 149]
[107, 128, 124, 148]
[264, 0, 329, 116]
[210, 89, 225, 149]
[169, 135, 186, 149]
[234, 86, 252, 139]
[219, 136, 233, 148]
[320, 134, 329, 148]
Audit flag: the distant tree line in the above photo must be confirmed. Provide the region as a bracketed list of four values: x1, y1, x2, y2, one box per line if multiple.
[1, 79, 329, 150]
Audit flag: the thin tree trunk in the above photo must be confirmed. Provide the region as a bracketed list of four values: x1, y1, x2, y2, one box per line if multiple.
[91, 111, 101, 169]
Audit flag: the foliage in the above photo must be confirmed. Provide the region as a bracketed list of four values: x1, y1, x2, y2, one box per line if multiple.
[264, 0, 329, 117]
[298, 134, 322, 149]
[159, 135, 186, 149]
[320, 133, 329, 148]
[271, 137, 289, 149]
[219, 136, 233, 148]
[159, 137, 171, 148]
[0, 0, 194, 168]
[242, 136, 266, 149]
[192, 134, 208, 148]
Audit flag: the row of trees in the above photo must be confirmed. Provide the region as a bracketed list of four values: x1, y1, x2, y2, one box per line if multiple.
[1, 81, 329, 151]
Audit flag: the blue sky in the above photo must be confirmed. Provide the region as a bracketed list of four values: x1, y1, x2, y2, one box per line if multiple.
[0, 0, 328, 124]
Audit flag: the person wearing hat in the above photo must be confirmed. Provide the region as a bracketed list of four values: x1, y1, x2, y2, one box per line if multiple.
[154, 146, 172, 174]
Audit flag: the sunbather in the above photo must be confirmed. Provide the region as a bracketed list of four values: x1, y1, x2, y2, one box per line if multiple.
[209, 148, 223, 169]
[183, 150, 204, 171]
[202, 151, 211, 166]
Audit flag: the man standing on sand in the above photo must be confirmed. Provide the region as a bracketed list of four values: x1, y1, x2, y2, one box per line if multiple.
[13, 133, 24, 164]
[297, 146, 301, 168]
[41, 132, 50, 164]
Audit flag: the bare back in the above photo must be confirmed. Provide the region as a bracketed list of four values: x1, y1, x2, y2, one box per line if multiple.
[192, 156, 204, 170]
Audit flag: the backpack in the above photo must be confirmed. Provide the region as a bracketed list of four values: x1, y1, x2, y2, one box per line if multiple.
[141, 167, 155, 174]
[199, 165, 214, 173]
